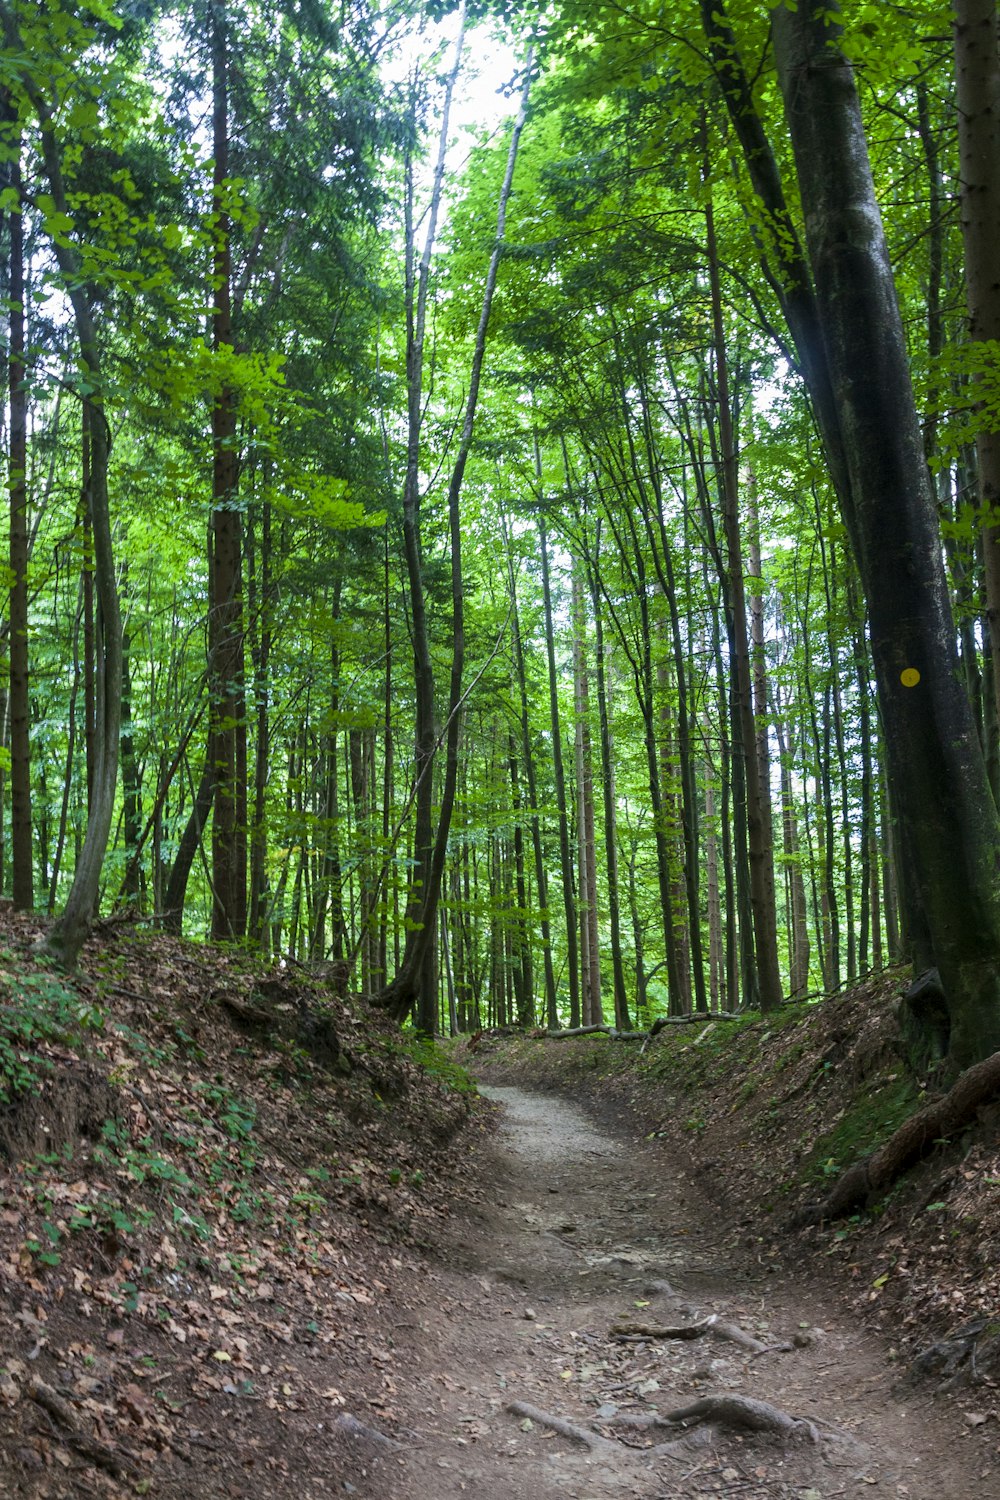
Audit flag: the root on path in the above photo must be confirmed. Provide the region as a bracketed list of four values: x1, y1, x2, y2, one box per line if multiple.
[611, 1313, 793, 1356]
[506, 1390, 820, 1464]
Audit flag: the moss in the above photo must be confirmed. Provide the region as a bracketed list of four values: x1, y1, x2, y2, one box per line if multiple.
[804, 1074, 920, 1183]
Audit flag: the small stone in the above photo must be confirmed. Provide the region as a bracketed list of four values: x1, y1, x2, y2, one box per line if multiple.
[524, 1308, 537, 1321]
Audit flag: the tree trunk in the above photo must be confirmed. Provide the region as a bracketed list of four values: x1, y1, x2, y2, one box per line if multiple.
[706, 191, 783, 1013]
[953, 0, 1000, 734]
[508, 555, 558, 1026]
[208, 1, 247, 941]
[589, 549, 630, 1029]
[539, 514, 580, 1026]
[573, 571, 602, 1027]
[5, 104, 31, 910]
[5, 17, 123, 966]
[771, 0, 1000, 1066]
[375, 35, 530, 1019]
[162, 758, 215, 934]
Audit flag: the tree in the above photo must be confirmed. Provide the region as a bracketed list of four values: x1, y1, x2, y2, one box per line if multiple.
[769, 0, 1000, 1066]
[1, 1, 123, 966]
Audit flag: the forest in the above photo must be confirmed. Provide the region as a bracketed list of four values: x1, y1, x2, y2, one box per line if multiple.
[4, 0, 1000, 1072]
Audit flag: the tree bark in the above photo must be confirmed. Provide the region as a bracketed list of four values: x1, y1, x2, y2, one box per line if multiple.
[208, 0, 247, 941]
[771, 0, 1000, 1066]
[5, 102, 31, 910]
[4, 11, 122, 966]
[953, 0, 1000, 734]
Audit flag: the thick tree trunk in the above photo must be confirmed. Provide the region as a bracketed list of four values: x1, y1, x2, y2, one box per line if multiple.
[954, 0, 1000, 733]
[772, 0, 1000, 1066]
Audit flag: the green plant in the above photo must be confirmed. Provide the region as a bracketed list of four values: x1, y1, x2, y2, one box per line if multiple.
[0, 968, 105, 1096]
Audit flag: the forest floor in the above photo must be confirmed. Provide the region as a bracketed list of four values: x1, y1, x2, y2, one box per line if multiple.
[0, 919, 996, 1498]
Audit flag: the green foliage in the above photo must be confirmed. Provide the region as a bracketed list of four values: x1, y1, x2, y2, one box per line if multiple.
[804, 1075, 920, 1185]
[399, 1033, 478, 1095]
[0, 961, 104, 1097]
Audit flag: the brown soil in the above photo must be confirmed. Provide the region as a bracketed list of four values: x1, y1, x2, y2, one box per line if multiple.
[372, 1081, 997, 1500]
[0, 924, 995, 1499]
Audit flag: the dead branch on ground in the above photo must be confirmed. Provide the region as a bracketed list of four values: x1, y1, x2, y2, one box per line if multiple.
[611, 1314, 793, 1356]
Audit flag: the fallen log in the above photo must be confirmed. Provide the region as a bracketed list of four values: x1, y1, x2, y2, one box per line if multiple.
[540, 1014, 743, 1041]
[790, 1047, 1000, 1226]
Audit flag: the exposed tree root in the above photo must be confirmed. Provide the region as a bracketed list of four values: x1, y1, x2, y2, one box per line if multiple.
[611, 1313, 792, 1356]
[506, 1391, 819, 1462]
[332, 1412, 403, 1452]
[505, 1401, 620, 1456]
[790, 1048, 1000, 1224]
[28, 1378, 139, 1479]
[648, 1394, 820, 1444]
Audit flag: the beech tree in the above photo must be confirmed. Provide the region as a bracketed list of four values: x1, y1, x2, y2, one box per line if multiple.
[768, 0, 1000, 1066]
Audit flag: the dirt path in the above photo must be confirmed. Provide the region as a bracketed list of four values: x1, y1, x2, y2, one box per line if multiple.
[361, 1086, 995, 1500]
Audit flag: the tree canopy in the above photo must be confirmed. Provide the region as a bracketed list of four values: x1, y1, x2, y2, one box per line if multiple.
[2, 0, 1000, 1068]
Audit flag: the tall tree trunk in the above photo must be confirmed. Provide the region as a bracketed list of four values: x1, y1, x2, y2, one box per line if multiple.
[773, 703, 810, 998]
[248, 493, 272, 943]
[375, 22, 531, 1021]
[573, 571, 602, 1027]
[507, 553, 558, 1026]
[772, 0, 1000, 1065]
[5, 104, 31, 910]
[4, 13, 123, 966]
[507, 733, 535, 1026]
[589, 548, 630, 1029]
[954, 0, 1000, 734]
[119, 576, 144, 908]
[706, 192, 783, 1012]
[208, 1, 247, 941]
[539, 514, 580, 1026]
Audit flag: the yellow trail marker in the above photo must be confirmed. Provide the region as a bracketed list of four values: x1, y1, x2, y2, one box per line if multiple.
[900, 667, 921, 687]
